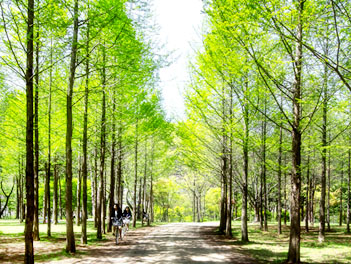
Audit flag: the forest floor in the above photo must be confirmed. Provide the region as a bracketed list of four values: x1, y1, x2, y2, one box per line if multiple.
[0, 220, 351, 263]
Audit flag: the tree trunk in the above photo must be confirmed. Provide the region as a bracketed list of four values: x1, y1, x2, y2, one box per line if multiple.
[287, 2, 303, 262]
[25, 0, 35, 261]
[305, 156, 310, 233]
[319, 50, 328, 243]
[241, 79, 249, 242]
[142, 139, 147, 226]
[45, 162, 51, 237]
[262, 101, 268, 232]
[108, 90, 116, 233]
[53, 164, 58, 224]
[81, 5, 89, 244]
[76, 157, 81, 226]
[47, 39, 53, 236]
[226, 84, 233, 237]
[137, 177, 142, 220]
[340, 160, 344, 226]
[327, 146, 331, 231]
[59, 172, 63, 219]
[97, 45, 107, 239]
[33, 15, 40, 242]
[94, 147, 98, 227]
[277, 122, 282, 235]
[65, 0, 79, 253]
[133, 118, 139, 228]
[116, 125, 123, 206]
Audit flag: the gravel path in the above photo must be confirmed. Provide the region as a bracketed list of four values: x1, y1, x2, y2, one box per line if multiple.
[49, 222, 258, 264]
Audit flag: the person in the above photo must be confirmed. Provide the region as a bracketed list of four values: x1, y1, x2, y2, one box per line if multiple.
[123, 206, 132, 230]
[111, 203, 123, 239]
[143, 210, 148, 221]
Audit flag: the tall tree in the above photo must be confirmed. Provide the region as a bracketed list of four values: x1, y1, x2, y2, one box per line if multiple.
[65, 0, 79, 253]
[24, 0, 35, 262]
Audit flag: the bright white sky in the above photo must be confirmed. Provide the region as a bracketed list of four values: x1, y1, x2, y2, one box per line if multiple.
[152, 0, 204, 120]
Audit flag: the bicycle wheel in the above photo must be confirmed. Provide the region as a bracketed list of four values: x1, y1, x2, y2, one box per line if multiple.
[115, 229, 118, 245]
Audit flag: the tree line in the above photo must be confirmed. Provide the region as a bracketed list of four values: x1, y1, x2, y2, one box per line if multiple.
[179, 0, 351, 263]
[0, 0, 174, 263]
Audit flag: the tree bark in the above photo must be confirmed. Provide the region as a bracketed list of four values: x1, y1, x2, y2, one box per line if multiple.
[340, 160, 344, 226]
[76, 156, 81, 226]
[97, 45, 107, 239]
[33, 14, 40, 242]
[319, 48, 328, 243]
[65, 0, 79, 253]
[81, 8, 90, 243]
[108, 89, 116, 233]
[287, 1, 303, 262]
[262, 101, 268, 232]
[53, 164, 58, 224]
[133, 118, 139, 228]
[81, 38, 89, 240]
[46, 38, 53, 236]
[241, 78, 249, 242]
[25, 0, 35, 261]
[327, 146, 331, 231]
[277, 121, 283, 235]
[305, 156, 310, 233]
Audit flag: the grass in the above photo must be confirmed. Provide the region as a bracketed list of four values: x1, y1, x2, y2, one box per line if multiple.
[0, 219, 149, 263]
[229, 221, 351, 264]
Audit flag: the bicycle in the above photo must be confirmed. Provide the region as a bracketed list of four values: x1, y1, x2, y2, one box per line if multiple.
[111, 217, 123, 245]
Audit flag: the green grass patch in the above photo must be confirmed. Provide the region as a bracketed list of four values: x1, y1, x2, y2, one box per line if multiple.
[230, 221, 351, 264]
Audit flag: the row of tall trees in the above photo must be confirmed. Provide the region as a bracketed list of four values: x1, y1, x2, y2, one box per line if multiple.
[0, 0, 174, 262]
[180, 0, 351, 263]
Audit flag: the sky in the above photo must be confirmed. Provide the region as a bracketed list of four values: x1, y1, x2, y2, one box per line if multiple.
[152, 0, 204, 120]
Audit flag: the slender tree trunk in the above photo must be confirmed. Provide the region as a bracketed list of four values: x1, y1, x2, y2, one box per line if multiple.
[327, 146, 331, 231]
[220, 86, 227, 234]
[142, 139, 147, 226]
[278, 122, 283, 235]
[310, 172, 315, 227]
[137, 177, 142, 220]
[33, 14, 40, 242]
[287, 2, 303, 262]
[102, 168, 106, 234]
[16, 176, 19, 219]
[262, 101, 268, 232]
[59, 172, 63, 219]
[319, 51, 328, 243]
[94, 147, 98, 228]
[45, 162, 51, 236]
[241, 78, 249, 242]
[284, 169, 287, 226]
[65, 0, 79, 253]
[53, 164, 58, 224]
[133, 118, 139, 228]
[116, 126, 123, 206]
[97, 46, 107, 239]
[305, 156, 310, 232]
[46, 38, 53, 236]
[76, 157, 81, 226]
[150, 141, 154, 223]
[340, 160, 344, 226]
[226, 84, 233, 237]
[81, 7, 89, 243]
[25, 0, 35, 261]
[108, 89, 116, 233]
[193, 179, 196, 222]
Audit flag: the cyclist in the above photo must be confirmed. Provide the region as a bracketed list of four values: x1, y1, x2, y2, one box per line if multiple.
[123, 206, 132, 230]
[111, 203, 123, 240]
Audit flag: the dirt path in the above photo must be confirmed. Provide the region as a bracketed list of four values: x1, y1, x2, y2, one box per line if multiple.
[49, 222, 258, 264]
